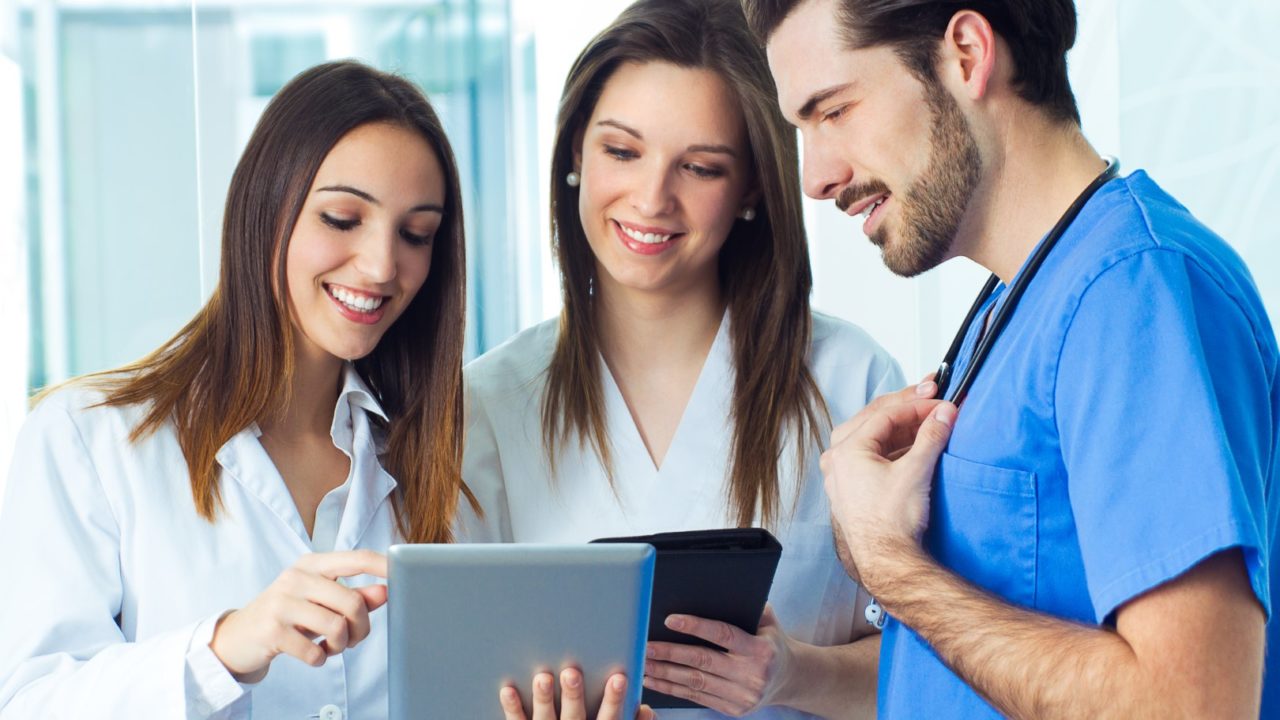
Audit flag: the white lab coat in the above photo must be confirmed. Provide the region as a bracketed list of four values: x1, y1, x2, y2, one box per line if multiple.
[0, 364, 396, 719]
[459, 311, 905, 720]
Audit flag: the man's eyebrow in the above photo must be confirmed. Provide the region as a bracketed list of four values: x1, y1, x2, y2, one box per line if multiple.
[797, 83, 854, 121]
[316, 185, 443, 214]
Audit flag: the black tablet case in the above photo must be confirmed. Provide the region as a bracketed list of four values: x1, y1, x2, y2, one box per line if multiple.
[592, 528, 782, 709]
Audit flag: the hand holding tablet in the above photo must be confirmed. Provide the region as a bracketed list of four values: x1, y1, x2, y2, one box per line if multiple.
[498, 668, 655, 720]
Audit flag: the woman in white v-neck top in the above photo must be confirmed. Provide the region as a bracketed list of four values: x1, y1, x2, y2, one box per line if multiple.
[461, 2, 905, 719]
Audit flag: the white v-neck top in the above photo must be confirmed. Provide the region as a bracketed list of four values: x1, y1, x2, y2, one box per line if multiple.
[459, 311, 904, 720]
[0, 364, 397, 719]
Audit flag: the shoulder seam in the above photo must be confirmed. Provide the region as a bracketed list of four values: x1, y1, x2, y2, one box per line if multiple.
[53, 399, 125, 537]
[1049, 245, 1276, 429]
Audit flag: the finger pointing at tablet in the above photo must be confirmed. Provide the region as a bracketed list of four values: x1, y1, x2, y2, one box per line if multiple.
[209, 550, 389, 683]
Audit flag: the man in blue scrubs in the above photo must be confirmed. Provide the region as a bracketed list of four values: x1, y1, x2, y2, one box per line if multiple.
[745, 0, 1279, 716]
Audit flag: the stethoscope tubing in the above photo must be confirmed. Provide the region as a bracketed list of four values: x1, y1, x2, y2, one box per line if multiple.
[935, 156, 1121, 405]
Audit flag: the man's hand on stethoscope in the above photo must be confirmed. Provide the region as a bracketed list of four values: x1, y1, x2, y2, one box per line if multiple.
[820, 377, 956, 594]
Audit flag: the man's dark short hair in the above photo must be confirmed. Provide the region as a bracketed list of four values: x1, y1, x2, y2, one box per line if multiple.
[742, 0, 1081, 125]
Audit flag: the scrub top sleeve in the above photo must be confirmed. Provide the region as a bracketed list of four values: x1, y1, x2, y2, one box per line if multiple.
[457, 379, 513, 542]
[1055, 250, 1271, 623]
[0, 395, 243, 718]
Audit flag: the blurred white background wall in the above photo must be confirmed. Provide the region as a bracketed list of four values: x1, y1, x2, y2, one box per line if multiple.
[1, 0, 1278, 504]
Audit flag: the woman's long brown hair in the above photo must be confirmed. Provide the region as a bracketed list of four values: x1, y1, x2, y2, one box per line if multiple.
[83, 61, 473, 543]
[542, 0, 828, 528]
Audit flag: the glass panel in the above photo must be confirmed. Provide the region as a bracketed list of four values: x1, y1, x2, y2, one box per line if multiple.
[1117, 0, 1280, 321]
[191, 0, 520, 361]
[11, 0, 521, 403]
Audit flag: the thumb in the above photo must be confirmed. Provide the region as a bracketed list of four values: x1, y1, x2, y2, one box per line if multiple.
[901, 402, 955, 477]
[759, 603, 780, 629]
[355, 584, 389, 611]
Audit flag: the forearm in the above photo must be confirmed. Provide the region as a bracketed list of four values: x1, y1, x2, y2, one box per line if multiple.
[866, 542, 1142, 720]
[774, 634, 878, 720]
[0, 621, 247, 720]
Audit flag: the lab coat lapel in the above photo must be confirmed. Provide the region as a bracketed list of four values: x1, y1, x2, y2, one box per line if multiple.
[333, 365, 397, 551]
[334, 429, 397, 551]
[216, 426, 313, 551]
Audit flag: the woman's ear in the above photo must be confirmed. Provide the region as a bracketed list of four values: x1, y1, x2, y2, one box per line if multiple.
[571, 126, 586, 174]
[740, 186, 763, 218]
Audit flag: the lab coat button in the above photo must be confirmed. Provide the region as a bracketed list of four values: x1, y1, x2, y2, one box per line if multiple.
[318, 704, 343, 720]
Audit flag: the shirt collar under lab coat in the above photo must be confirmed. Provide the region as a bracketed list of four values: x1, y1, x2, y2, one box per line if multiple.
[214, 362, 398, 549]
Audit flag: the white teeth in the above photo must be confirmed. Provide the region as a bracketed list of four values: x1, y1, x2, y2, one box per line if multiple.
[328, 285, 384, 313]
[619, 223, 673, 245]
[861, 197, 887, 219]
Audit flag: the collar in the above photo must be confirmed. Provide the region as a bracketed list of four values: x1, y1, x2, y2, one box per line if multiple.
[216, 363, 397, 548]
[331, 362, 388, 455]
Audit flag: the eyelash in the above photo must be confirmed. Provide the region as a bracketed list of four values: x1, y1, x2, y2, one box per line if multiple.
[602, 145, 725, 180]
[822, 104, 851, 123]
[321, 213, 358, 231]
[686, 164, 724, 179]
[320, 212, 433, 247]
[603, 145, 637, 161]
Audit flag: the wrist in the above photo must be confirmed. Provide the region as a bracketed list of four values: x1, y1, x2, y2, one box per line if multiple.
[768, 636, 815, 709]
[210, 610, 270, 685]
[857, 536, 930, 601]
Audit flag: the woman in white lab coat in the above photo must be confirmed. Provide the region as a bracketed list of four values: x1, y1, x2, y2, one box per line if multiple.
[467, 1, 905, 719]
[0, 61, 484, 719]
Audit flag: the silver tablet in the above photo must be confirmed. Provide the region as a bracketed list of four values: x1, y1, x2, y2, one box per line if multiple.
[388, 543, 655, 719]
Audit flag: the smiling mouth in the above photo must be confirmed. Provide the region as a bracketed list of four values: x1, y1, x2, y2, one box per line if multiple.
[615, 221, 681, 245]
[324, 283, 387, 314]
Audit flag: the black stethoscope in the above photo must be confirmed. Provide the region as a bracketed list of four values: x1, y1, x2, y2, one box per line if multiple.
[933, 156, 1120, 404]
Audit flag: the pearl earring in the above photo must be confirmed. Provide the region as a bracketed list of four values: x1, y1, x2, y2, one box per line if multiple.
[566, 171, 581, 187]
[739, 207, 756, 221]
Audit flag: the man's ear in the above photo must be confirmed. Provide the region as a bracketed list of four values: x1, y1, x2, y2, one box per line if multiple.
[938, 9, 998, 102]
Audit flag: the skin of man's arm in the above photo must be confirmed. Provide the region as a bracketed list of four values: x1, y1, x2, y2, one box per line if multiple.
[822, 383, 1266, 720]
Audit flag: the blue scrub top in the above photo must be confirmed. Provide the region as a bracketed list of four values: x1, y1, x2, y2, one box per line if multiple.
[878, 171, 1280, 718]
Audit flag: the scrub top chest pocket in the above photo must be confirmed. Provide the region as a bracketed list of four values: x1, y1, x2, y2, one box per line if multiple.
[928, 452, 1039, 608]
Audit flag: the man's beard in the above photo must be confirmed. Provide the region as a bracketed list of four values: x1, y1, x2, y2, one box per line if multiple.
[842, 80, 983, 278]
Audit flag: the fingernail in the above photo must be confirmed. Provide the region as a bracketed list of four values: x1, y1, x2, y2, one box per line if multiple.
[537, 675, 551, 691]
[645, 645, 655, 657]
[916, 381, 936, 397]
[935, 404, 956, 428]
[563, 672, 580, 688]
[665, 616, 684, 630]
[612, 675, 626, 690]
